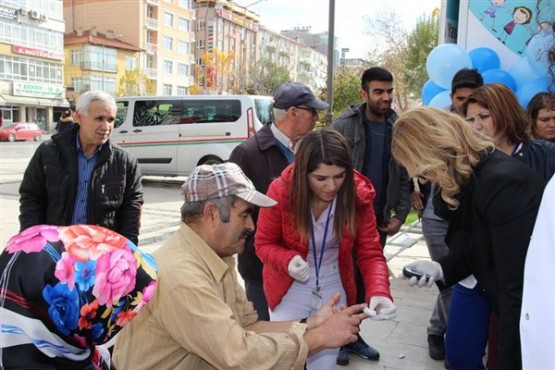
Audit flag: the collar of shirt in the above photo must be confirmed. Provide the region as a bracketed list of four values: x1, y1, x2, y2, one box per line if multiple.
[75, 134, 103, 158]
[311, 197, 337, 224]
[178, 222, 232, 283]
[270, 123, 295, 153]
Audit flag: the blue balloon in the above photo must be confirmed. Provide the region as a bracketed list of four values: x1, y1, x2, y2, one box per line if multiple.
[426, 44, 473, 89]
[526, 28, 554, 77]
[516, 76, 552, 108]
[482, 69, 517, 92]
[508, 56, 540, 92]
[422, 80, 446, 106]
[428, 90, 452, 109]
[469, 47, 500, 73]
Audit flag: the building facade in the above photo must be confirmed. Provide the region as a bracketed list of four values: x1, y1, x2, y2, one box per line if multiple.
[193, 0, 260, 94]
[257, 26, 299, 82]
[63, 0, 196, 97]
[64, 29, 143, 103]
[0, 0, 68, 130]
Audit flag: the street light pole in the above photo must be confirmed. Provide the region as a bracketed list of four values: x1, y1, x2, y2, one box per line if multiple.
[325, 0, 335, 125]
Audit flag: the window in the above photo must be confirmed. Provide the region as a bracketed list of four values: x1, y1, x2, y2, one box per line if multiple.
[115, 101, 128, 128]
[147, 30, 154, 43]
[163, 84, 172, 95]
[196, 20, 205, 31]
[164, 36, 173, 50]
[81, 45, 117, 72]
[163, 60, 173, 74]
[178, 40, 189, 54]
[71, 50, 82, 65]
[164, 12, 173, 27]
[178, 17, 189, 32]
[177, 63, 188, 76]
[196, 39, 204, 50]
[133, 99, 242, 127]
[0, 55, 63, 84]
[125, 56, 137, 71]
[177, 86, 188, 95]
[178, 0, 191, 8]
[196, 58, 204, 66]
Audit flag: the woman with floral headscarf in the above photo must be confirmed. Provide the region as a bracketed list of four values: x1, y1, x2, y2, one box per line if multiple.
[0, 224, 157, 369]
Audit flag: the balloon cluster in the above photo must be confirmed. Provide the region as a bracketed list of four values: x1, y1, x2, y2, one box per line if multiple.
[422, 28, 554, 109]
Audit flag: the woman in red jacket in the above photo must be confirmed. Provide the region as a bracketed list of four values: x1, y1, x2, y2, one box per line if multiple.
[255, 129, 395, 370]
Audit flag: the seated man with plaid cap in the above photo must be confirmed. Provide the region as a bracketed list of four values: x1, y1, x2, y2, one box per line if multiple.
[113, 162, 368, 370]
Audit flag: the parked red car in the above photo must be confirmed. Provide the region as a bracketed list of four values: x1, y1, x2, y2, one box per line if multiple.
[0, 122, 42, 142]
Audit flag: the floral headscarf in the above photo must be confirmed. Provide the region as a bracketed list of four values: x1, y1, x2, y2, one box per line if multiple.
[0, 225, 158, 369]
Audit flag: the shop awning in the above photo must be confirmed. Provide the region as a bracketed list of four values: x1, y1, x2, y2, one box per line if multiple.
[0, 94, 69, 107]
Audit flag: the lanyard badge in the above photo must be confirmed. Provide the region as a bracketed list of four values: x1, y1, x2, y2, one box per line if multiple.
[309, 203, 333, 314]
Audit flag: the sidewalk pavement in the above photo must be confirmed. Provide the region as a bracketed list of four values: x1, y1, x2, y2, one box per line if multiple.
[341, 230, 446, 370]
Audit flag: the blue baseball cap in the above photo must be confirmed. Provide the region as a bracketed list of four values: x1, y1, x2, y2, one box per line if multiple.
[273, 82, 329, 110]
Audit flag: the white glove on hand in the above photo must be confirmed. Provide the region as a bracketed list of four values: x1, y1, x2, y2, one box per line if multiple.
[288, 255, 309, 282]
[365, 296, 397, 321]
[404, 260, 443, 288]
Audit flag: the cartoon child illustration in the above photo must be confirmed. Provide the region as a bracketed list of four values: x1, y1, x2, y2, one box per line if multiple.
[498, 6, 533, 45]
[479, 0, 507, 33]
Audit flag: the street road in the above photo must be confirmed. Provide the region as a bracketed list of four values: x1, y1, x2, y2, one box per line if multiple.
[0, 139, 184, 253]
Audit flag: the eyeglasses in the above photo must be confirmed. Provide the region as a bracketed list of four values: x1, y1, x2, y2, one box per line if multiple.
[295, 106, 319, 116]
[465, 112, 491, 124]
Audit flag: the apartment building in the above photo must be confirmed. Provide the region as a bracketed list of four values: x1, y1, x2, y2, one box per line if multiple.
[257, 26, 298, 82]
[0, 0, 68, 130]
[193, 0, 260, 94]
[64, 29, 143, 100]
[63, 0, 196, 96]
[297, 44, 327, 91]
[282, 27, 340, 69]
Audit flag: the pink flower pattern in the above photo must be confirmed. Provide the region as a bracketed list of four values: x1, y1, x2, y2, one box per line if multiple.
[138, 281, 158, 309]
[55, 252, 77, 290]
[93, 248, 137, 306]
[59, 225, 127, 262]
[6, 225, 59, 254]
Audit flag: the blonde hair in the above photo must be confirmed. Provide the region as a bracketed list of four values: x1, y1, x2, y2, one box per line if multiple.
[392, 107, 494, 209]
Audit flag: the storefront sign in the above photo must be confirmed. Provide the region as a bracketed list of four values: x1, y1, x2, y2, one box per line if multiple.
[13, 45, 64, 61]
[0, 6, 17, 20]
[13, 82, 64, 99]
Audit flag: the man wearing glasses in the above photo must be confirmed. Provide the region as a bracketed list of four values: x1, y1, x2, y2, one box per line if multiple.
[229, 82, 328, 322]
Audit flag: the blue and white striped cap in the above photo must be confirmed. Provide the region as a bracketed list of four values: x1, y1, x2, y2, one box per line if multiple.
[181, 162, 277, 208]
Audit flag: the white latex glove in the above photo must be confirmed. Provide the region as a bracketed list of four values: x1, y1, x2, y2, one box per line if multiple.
[287, 255, 309, 282]
[404, 260, 443, 288]
[365, 296, 397, 321]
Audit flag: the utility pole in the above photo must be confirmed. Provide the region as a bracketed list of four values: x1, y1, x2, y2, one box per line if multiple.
[325, 0, 335, 125]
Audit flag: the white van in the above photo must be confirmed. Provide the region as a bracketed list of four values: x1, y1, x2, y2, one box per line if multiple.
[113, 95, 273, 176]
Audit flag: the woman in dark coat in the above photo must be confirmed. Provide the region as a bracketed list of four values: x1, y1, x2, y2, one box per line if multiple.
[393, 107, 545, 370]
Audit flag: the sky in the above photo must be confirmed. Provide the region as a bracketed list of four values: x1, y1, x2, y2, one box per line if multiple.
[236, 0, 441, 59]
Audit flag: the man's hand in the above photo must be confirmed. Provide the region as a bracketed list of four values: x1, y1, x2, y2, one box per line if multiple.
[366, 296, 397, 321]
[304, 302, 368, 354]
[308, 292, 343, 328]
[410, 191, 424, 211]
[378, 217, 403, 236]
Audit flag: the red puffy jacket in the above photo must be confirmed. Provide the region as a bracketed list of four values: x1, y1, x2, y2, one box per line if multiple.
[255, 165, 392, 310]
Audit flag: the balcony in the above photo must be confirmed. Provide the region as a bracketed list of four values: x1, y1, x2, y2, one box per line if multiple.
[80, 61, 117, 72]
[146, 68, 158, 79]
[145, 0, 159, 6]
[146, 42, 158, 54]
[146, 17, 158, 30]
